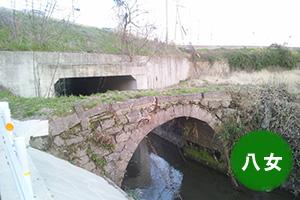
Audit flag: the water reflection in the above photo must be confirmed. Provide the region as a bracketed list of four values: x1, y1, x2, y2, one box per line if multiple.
[132, 153, 183, 200]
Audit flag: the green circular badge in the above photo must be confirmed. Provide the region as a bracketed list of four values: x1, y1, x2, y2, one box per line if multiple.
[230, 130, 293, 192]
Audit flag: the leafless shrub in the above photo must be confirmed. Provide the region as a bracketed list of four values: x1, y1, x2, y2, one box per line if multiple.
[225, 85, 300, 196]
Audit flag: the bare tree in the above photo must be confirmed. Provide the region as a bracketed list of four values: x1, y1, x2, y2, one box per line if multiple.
[10, 0, 19, 39]
[113, 0, 156, 61]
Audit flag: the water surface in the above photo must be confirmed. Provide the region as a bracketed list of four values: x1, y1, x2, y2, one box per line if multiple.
[123, 134, 296, 200]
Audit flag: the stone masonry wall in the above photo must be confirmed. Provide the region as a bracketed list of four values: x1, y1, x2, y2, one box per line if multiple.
[30, 91, 232, 186]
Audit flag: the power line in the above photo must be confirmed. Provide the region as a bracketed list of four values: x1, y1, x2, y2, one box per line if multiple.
[165, 0, 168, 44]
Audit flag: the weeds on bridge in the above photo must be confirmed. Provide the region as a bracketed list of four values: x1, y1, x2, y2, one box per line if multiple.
[0, 89, 85, 118]
[86, 145, 107, 174]
[0, 85, 221, 119]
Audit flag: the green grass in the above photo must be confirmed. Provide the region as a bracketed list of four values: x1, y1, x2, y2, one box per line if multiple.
[0, 86, 221, 119]
[125, 190, 140, 200]
[0, 89, 87, 118]
[183, 146, 226, 171]
[90, 153, 107, 170]
[0, 8, 178, 55]
[195, 45, 300, 71]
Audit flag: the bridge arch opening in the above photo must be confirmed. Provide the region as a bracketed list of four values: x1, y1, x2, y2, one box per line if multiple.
[121, 117, 223, 198]
[54, 75, 137, 96]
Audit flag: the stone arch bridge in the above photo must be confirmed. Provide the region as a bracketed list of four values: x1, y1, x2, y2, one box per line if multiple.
[31, 91, 232, 185]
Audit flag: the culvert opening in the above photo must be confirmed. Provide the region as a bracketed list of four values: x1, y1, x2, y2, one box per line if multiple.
[121, 117, 221, 198]
[54, 75, 137, 96]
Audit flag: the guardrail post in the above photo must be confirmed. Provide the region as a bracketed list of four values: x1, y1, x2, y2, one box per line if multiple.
[0, 101, 34, 200]
[0, 102, 14, 143]
[14, 136, 34, 197]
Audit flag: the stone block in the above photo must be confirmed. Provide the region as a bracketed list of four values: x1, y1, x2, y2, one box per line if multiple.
[82, 161, 96, 171]
[65, 135, 84, 146]
[126, 109, 142, 123]
[78, 155, 89, 165]
[208, 100, 222, 109]
[29, 136, 50, 150]
[123, 123, 136, 132]
[124, 139, 138, 154]
[173, 104, 184, 116]
[156, 96, 178, 104]
[130, 129, 147, 144]
[100, 118, 115, 130]
[74, 104, 84, 118]
[104, 162, 116, 178]
[80, 130, 91, 137]
[200, 98, 209, 107]
[103, 125, 123, 135]
[76, 148, 87, 157]
[114, 142, 125, 152]
[221, 99, 232, 108]
[190, 105, 202, 117]
[182, 93, 203, 102]
[84, 104, 108, 118]
[112, 100, 134, 111]
[53, 136, 65, 147]
[49, 119, 65, 136]
[80, 118, 89, 130]
[181, 104, 192, 116]
[50, 113, 80, 136]
[204, 91, 227, 99]
[116, 132, 130, 143]
[145, 105, 156, 113]
[105, 153, 120, 163]
[90, 145, 111, 157]
[64, 113, 81, 129]
[115, 115, 128, 125]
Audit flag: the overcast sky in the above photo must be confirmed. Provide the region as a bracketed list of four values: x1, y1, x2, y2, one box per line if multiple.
[1, 0, 300, 46]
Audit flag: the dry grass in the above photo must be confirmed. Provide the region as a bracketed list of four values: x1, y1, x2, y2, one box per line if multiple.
[185, 69, 300, 95]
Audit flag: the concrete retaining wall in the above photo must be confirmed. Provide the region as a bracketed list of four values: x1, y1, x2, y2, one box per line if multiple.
[191, 60, 230, 78]
[0, 51, 192, 97]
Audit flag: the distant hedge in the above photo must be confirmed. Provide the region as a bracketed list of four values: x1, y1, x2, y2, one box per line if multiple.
[196, 45, 300, 71]
[226, 45, 297, 70]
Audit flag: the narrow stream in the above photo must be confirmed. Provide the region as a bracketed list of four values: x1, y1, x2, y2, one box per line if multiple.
[122, 134, 295, 200]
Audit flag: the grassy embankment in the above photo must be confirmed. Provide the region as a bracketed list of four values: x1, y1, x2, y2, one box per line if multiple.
[0, 8, 178, 55]
[2, 8, 299, 70]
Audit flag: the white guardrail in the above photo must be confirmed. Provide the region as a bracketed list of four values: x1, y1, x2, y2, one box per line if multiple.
[0, 102, 33, 200]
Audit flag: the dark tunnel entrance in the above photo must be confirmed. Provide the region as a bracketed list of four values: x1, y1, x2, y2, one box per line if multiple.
[54, 75, 137, 96]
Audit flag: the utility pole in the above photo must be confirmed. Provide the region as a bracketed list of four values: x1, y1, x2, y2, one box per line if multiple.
[174, 4, 178, 41]
[72, 0, 74, 21]
[165, 0, 168, 44]
[174, 3, 185, 43]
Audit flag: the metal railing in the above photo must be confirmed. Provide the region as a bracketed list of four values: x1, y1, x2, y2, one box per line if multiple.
[0, 102, 33, 200]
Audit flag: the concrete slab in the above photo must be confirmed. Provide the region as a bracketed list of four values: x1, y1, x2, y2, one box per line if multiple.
[0, 144, 21, 200]
[13, 119, 49, 145]
[28, 148, 129, 200]
[0, 138, 129, 200]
